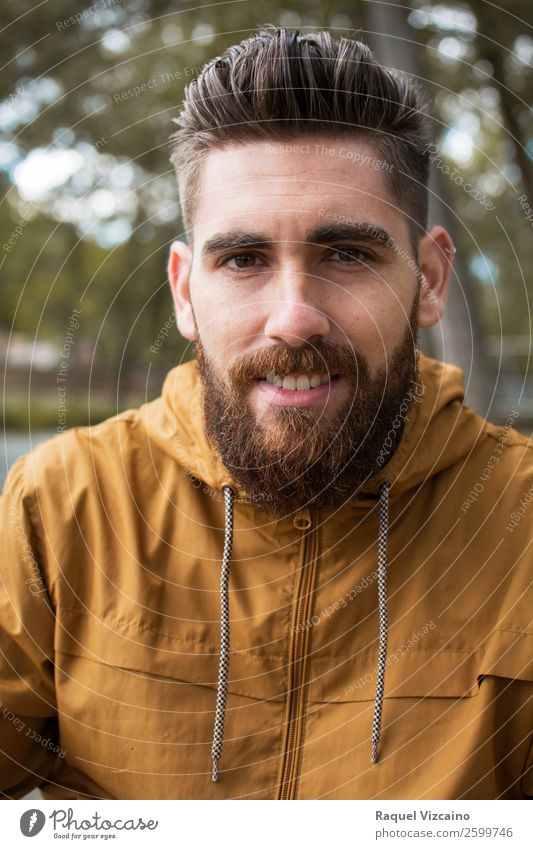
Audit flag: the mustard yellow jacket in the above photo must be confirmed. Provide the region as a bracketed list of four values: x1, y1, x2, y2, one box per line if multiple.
[1, 352, 532, 799]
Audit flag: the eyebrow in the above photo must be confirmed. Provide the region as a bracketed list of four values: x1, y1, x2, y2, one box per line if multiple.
[200, 222, 398, 258]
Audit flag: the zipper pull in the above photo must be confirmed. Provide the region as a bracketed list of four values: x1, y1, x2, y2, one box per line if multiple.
[293, 509, 312, 530]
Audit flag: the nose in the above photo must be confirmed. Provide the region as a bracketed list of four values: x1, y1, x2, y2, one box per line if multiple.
[263, 269, 330, 347]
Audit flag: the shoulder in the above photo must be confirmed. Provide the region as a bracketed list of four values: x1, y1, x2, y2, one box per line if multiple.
[451, 409, 533, 496]
[470, 413, 533, 505]
[482, 411, 533, 453]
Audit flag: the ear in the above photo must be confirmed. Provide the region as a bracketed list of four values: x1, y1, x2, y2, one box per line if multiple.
[416, 225, 455, 328]
[168, 239, 195, 341]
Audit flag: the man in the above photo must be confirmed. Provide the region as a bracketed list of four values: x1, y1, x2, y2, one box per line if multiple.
[1, 27, 531, 801]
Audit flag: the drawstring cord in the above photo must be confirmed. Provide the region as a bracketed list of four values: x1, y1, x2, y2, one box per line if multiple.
[211, 485, 235, 782]
[371, 480, 391, 764]
[209, 479, 391, 781]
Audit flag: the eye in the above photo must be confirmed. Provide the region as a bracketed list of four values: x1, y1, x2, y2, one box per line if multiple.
[328, 246, 373, 264]
[219, 252, 264, 271]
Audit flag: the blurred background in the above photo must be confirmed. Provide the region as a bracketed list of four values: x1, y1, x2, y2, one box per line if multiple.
[1, 0, 532, 485]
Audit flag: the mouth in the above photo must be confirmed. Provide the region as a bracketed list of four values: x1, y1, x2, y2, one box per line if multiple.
[259, 371, 342, 391]
[255, 371, 344, 407]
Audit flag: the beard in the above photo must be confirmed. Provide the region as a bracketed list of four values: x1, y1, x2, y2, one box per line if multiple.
[194, 292, 421, 519]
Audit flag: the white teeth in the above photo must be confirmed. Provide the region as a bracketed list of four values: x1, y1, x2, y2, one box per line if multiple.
[282, 375, 297, 390]
[264, 371, 338, 390]
[296, 375, 310, 390]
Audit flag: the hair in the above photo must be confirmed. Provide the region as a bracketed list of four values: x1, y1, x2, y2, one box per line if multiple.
[169, 26, 433, 251]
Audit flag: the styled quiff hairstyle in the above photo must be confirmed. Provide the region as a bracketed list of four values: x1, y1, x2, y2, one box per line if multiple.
[170, 26, 432, 248]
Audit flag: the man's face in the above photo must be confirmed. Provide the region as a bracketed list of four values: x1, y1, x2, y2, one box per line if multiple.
[169, 136, 449, 517]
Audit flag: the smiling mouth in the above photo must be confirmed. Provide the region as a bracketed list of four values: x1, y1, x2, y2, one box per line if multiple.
[259, 372, 342, 391]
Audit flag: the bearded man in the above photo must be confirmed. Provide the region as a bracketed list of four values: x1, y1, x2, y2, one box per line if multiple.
[1, 27, 531, 801]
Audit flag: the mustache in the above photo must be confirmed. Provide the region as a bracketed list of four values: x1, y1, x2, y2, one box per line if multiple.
[226, 341, 367, 388]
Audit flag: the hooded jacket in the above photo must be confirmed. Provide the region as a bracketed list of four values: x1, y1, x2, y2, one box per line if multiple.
[0, 351, 532, 800]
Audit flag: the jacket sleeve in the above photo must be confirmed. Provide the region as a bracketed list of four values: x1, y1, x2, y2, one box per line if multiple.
[0, 454, 60, 798]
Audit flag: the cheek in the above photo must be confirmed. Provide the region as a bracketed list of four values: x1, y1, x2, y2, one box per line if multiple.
[333, 291, 413, 360]
[329, 291, 383, 342]
[194, 295, 266, 361]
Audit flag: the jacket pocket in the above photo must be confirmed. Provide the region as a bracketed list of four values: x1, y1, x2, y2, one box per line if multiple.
[308, 648, 484, 703]
[54, 605, 287, 702]
[308, 625, 533, 704]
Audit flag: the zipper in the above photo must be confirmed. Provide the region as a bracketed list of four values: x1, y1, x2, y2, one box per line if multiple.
[276, 508, 319, 800]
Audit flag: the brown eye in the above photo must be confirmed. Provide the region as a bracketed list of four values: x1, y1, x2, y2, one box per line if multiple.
[233, 255, 256, 268]
[221, 253, 263, 270]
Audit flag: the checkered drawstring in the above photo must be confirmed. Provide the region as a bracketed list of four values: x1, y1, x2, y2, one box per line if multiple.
[211, 485, 235, 782]
[371, 480, 391, 764]
[209, 480, 391, 780]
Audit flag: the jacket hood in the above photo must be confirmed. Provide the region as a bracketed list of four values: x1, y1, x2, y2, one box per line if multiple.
[148, 348, 482, 503]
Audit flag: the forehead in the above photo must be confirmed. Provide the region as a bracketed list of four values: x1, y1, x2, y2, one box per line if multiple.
[192, 136, 409, 242]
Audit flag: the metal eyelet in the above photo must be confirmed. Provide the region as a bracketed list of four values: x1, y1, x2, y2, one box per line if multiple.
[293, 511, 312, 530]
